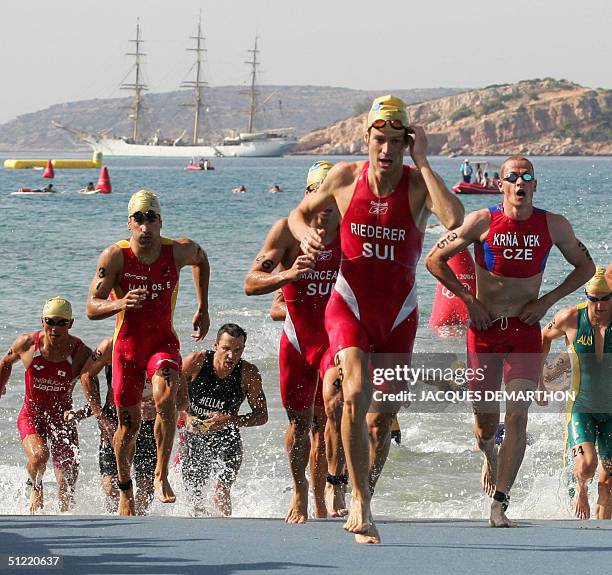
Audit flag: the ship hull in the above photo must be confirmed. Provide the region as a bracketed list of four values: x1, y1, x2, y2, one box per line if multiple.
[86, 137, 296, 158]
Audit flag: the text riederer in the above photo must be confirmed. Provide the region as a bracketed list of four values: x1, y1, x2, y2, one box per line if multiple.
[372, 365, 485, 386]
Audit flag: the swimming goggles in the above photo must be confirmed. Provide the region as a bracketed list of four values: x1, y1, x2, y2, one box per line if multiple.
[585, 290, 612, 302]
[502, 172, 534, 183]
[130, 210, 159, 223]
[370, 118, 406, 130]
[43, 317, 70, 327]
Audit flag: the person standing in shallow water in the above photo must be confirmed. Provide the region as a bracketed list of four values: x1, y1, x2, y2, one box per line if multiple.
[245, 161, 343, 523]
[77, 336, 157, 515]
[179, 324, 267, 516]
[289, 95, 464, 544]
[86, 189, 210, 515]
[541, 266, 612, 520]
[426, 156, 595, 527]
[0, 297, 91, 514]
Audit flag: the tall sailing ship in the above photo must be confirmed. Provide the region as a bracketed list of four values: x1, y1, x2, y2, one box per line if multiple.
[54, 20, 297, 158]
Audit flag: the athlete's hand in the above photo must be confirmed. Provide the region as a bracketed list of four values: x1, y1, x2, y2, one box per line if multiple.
[465, 297, 493, 330]
[518, 298, 550, 325]
[300, 228, 326, 258]
[207, 411, 232, 432]
[287, 254, 316, 281]
[64, 410, 78, 427]
[192, 308, 210, 341]
[121, 288, 147, 311]
[407, 125, 428, 166]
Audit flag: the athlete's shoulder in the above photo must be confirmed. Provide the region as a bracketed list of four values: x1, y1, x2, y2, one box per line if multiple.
[266, 217, 294, 244]
[71, 338, 92, 371]
[182, 350, 206, 379]
[101, 242, 125, 262]
[544, 212, 574, 243]
[554, 305, 578, 329]
[464, 208, 492, 231]
[241, 360, 262, 384]
[327, 161, 362, 187]
[96, 336, 113, 357]
[10, 332, 37, 355]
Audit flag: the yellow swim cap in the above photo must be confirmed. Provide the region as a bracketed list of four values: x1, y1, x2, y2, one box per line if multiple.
[42, 297, 73, 320]
[366, 95, 409, 129]
[585, 266, 612, 294]
[127, 190, 161, 217]
[306, 160, 334, 188]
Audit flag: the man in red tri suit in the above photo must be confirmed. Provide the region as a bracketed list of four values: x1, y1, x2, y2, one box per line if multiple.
[245, 161, 341, 523]
[289, 96, 464, 543]
[426, 156, 595, 527]
[0, 297, 92, 513]
[86, 190, 210, 515]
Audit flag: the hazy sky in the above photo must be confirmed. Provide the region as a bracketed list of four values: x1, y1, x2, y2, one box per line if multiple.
[2, 0, 610, 123]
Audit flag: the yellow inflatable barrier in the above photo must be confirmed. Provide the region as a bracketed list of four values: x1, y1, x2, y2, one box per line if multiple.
[4, 151, 103, 169]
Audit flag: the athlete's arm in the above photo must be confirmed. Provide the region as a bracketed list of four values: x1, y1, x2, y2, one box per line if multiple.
[178, 351, 204, 428]
[64, 341, 96, 425]
[269, 290, 287, 321]
[540, 307, 574, 396]
[606, 262, 612, 290]
[244, 219, 312, 296]
[236, 362, 268, 428]
[0, 334, 32, 397]
[519, 215, 595, 325]
[86, 245, 144, 320]
[425, 209, 492, 329]
[208, 362, 268, 431]
[174, 238, 210, 341]
[409, 126, 464, 230]
[78, 337, 113, 418]
[288, 164, 346, 257]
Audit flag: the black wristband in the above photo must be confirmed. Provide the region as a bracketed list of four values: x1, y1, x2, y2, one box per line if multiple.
[117, 478, 133, 491]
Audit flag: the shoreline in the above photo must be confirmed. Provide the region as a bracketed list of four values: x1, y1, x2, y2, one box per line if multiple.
[2, 516, 611, 574]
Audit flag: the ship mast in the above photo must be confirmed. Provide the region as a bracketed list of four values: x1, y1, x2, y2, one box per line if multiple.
[244, 37, 260, 134]
[121, 19, 148, 143]
[181, 14, 207, 145]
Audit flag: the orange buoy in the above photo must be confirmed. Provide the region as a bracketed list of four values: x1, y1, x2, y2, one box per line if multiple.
[429, 248, 476, 330]
[96, 166, 112, 194]
[42, 160, 54, 179]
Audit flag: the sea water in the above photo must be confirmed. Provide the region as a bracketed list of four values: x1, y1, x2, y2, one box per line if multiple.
[0, 154, 610, 518]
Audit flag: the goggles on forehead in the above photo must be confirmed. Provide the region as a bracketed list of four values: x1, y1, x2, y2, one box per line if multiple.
[370, 118, 406, 130]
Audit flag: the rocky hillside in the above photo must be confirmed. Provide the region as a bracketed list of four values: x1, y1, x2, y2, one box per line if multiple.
[0, 86, 462, 150]
[296, 79, 612, 156]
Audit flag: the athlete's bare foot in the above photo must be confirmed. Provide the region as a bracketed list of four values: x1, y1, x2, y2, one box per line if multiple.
[488, 500, 515, 527]
[344, 498, 380, 544]
[481, 453, 497, 498]
[118, 490, 136, 516]
[285, 482, 309, 524]
[595, 503, 612, 520]
[325, 483, 348, 517]
[154, 476, 176, 504]
[28, 483, 43, 514]
[573, 482, 590, 520]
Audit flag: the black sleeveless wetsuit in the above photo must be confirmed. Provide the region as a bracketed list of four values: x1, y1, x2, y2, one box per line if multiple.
[182, 350, 246, 506]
